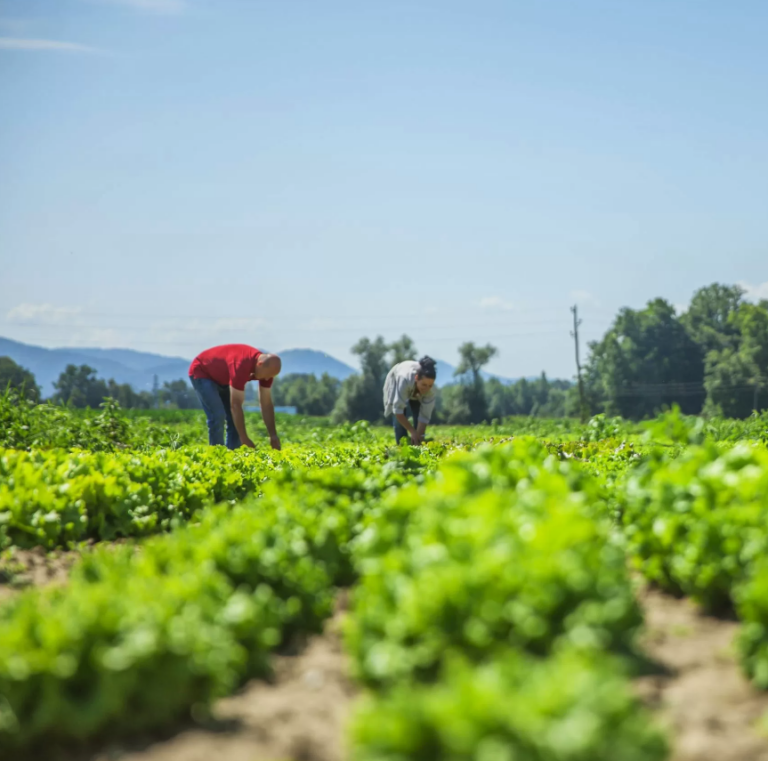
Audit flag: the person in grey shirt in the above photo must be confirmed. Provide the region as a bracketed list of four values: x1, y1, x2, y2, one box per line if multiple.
[383, 356, 438, 444]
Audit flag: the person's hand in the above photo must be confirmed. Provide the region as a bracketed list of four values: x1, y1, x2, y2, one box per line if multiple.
[242, 437, 256, 449]
[270, 434, 282, 451]
[410, 431, 422, 446]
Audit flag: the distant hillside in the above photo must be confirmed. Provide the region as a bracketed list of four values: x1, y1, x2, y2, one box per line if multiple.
[0, 338, 357, 397]
[0, 337, 528, 397]
[70, 347, 189, 373]
[278, 349, 356, 380]
[0, 338, 151, 396]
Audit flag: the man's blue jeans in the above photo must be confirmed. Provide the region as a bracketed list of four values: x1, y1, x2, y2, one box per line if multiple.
[190, 376, 242, 449]
[394, 400, 421, 444]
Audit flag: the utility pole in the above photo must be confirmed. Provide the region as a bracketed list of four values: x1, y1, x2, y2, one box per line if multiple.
[571, 305, 587, 423]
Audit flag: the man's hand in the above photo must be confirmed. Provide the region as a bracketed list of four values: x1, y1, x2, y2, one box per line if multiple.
[410, 430, 423, 445]
[242, 436, 256, 449]
[259, 386, 281, 451]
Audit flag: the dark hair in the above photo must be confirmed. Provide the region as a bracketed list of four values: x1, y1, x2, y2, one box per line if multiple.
[416, 355, 437, 380]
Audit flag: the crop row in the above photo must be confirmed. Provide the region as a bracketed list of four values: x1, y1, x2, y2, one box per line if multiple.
[0, 442, 440, 550]
[0, 456, 425, 753]
[345, 441, 667, 760]
[0, 441, 669, 757]
[614, 441, 768, 688]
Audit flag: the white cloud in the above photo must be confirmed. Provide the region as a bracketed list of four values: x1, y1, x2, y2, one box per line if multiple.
[93, 0, 187, 14]
[0, 37, 100, 53]
[739, 280, 768, 302]
[479, 296, 515, 311]
[6, 304, 83, 323]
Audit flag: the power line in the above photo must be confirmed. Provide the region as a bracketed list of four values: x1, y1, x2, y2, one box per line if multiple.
[610, 380, 765, 398]
[0, 316, 611, 333]
[2, 304, 610, 321]
[0, 330, 591, 349]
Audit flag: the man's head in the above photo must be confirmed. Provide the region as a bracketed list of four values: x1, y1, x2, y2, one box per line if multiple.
[252, 353, 282, 382]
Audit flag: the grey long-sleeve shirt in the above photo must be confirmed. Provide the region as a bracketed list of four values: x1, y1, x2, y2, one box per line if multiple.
[382, 360, 436, 423]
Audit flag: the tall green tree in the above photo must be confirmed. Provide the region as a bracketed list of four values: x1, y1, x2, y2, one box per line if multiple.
[354, 336, 391, 388]
[0, 356, 41, 402]
[53, 365, 109, 408]
[512, 377, 535, 415]
[703, 302, 768, 417]
[106, 379, 153, 409]
[455, 342, 498, 384]
[272, 373, 340, 416]
[584, 299, 704, 419]
[442, 342, 498, 424]
[158, 379, 201, 410]
[485, 377, 513, 420]
[681, 283, 744, 356]
[388, 334, 418, 365]
[332, 336, 390, 423]
[703, 348, 758, 418]
[735, 302, 768, 377]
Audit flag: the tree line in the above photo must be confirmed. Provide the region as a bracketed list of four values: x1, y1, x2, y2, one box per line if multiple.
[2, 282, 766, 421]
[0, 361, 200, 409]
[584, 283, 768, 419]
[270, 337, 573, 424]
[285, 282, 768, 422]
[0, 341, 569, 424]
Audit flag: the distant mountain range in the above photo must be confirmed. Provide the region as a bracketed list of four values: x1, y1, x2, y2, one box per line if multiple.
[0, 337, 520, 397]
[0, 338, 357, 397]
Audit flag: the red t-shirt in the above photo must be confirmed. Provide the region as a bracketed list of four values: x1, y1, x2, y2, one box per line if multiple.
[189, 344, 274, 391]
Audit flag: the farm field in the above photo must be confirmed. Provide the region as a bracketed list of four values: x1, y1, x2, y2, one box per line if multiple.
[2, 394, 768, 760]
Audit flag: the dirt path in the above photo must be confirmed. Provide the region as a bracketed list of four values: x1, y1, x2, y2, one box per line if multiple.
[91, 587, 768, 761]
[38, 584, 768, 761]
[0, 540, 140, 601]
[88, 595, 356, 761]
[636, 586, 768, 761]
[0, 546, 80, 600]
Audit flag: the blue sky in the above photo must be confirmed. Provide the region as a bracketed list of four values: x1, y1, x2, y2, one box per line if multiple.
[1, 0, 766, 379]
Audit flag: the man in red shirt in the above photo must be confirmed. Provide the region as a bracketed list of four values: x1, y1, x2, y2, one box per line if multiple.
[189, 344, 282, 450]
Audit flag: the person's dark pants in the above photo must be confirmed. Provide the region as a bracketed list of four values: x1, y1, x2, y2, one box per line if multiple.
[190, 376, 242, 449]
[393, 399, 421, 444]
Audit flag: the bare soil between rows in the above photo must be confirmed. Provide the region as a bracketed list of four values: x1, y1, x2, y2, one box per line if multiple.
[636, 585, 768, 761]
[0, 546, 81, 601]
[55, 587, 768, 761]
[7, 553, 768, 761]
[0, 540, 138, 602]
[86, 593, 355, 761]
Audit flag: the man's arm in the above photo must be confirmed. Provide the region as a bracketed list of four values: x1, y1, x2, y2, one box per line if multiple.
[259, 385, 281, 450]
[229, 386, 255, 447]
